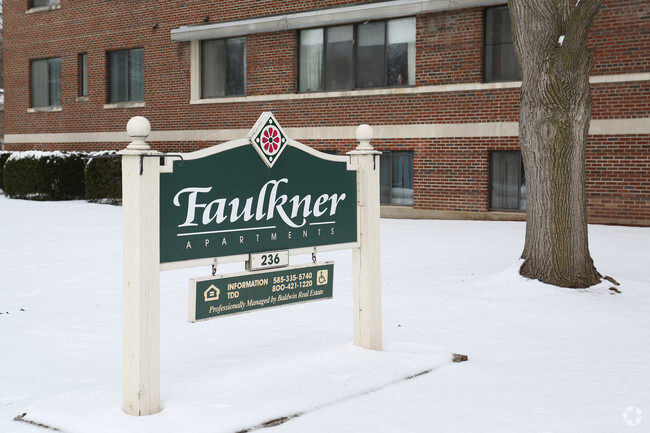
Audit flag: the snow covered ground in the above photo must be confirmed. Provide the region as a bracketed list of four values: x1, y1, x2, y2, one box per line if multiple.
[1, 195, 649, 433]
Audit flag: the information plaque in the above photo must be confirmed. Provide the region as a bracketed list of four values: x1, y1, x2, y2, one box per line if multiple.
[189, 262, 334, 322]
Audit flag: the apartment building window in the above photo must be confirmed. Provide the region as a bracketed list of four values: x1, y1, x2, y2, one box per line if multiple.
[484, 6, 521, 82]
[299, 17, 415, 92]
[78, 53, 88, 97]
[490, 151, 526, 211]
[380, 151, 414, 206]
[108, 48, 144, 103]
[201, 37, 246, 98]
[29, 0, 60, 8]
[31, 58, 61, 107]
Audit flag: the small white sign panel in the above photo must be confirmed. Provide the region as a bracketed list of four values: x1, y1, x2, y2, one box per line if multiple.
[248, 250, 289, 271]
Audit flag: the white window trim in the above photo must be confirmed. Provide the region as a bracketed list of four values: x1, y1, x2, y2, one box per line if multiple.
[190, 40, 201, 101]
[187, 72, 650, 105]
[191, 80, 522, 105]
[171, 0, 504, 41]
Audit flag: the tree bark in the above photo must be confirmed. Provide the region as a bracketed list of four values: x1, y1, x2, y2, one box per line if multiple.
[509, 0, 604, 288]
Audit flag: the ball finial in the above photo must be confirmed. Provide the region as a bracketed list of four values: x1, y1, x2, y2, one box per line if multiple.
[356, 124, 374, 141]
[126, 116, 151, 150]
[355, 124, 374, 151]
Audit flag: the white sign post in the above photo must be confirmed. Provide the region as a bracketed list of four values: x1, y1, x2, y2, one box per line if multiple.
[349, 125, 382, 351]
[120, 116, 161, 416]
[119, 115, 382, 416]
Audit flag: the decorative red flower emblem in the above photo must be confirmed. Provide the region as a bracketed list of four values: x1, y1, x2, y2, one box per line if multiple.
[250, 115, 287, 167]
[262, 126, 280, 155]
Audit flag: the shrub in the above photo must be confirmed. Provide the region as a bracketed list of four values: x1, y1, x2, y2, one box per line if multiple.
[3, 151, 85, 200]
[0, 151, 12, 191]
[85, 151, 122, 204]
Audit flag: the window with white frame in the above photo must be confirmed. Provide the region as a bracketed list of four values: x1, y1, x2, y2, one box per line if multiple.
[31, 58, 61, 107]
[201, 37, 246, 98]
[107, 48, 144, 103]
[380, 151, 414, 206]
[484, 5, 521, 82]
[299, 17, 415, 92]
[489, 151, 526, 211]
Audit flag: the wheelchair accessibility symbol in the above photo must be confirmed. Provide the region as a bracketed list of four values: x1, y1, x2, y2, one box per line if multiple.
[317, 269, 329, 286]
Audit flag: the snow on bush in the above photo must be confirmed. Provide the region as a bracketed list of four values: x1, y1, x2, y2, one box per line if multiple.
[3, 151, 85, 200]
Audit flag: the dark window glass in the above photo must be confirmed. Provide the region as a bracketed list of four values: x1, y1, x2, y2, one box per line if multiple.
[380, 151, 414, 206]
[490, 151, 526, 210]
[380, 155, 392, 204]
[484, 6, 521, 82]
[108, 48, 144, 103]
[31, 58, 61, 107]
[201, 37, 246, 98]
[225, 38, 246, 96]
[355, 21, 385, 88]
[78, 53, 88, 97]
[30, 0, 59, 8]
[324, 25, 354, 91]
[299, 17, 415, 92]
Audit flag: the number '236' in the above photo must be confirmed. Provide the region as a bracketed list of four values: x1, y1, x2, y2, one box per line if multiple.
[260, 254, 281, 266]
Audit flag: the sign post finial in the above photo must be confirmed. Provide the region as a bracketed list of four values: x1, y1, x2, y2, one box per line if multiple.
[355, 124, 374, 151]
[126, 116, 151, 151]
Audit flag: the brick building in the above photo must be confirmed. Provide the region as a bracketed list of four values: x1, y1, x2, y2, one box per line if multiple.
[3, 0, 649, 225]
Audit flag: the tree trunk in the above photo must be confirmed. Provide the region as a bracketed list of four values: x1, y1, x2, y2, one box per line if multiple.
[509, 0, 604, 288]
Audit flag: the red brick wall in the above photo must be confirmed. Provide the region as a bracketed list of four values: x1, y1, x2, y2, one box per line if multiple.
[590, 0, 650, 76]
[591, 81, 650, 119]
[247, 32, 297, 96]
[417, 8, 484, 85]
[587, 135, 650, 223]
[4, 0, 648, 133]
[3, 0, 649, 224]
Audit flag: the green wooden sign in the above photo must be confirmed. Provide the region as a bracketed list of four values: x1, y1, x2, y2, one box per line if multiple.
[159, 113, 358, 266]
[189, 262, 334, 322]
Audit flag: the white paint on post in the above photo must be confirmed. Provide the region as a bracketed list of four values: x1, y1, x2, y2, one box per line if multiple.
[348, 125, 383, 350]
[120, 116, 161, 416]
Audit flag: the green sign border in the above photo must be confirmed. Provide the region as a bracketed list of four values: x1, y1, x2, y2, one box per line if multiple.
[189, 262, 334, 322]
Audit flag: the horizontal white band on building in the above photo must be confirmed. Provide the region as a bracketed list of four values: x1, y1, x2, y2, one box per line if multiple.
[170, 0, 505, 41]
[5, 118, 649, 144]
